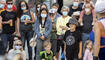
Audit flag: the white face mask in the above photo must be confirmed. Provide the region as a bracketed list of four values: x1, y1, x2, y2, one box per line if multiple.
[73, 2, 79, 7]
[37, 8, 40, 11]
[15, 46, 22, 50]
[41, 14, 47, 18]
[52, 8, 58, 12]
[85, 8, 90, 13]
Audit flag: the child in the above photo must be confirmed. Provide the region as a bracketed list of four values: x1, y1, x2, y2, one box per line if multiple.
[79, 0, 97, 25]
[83, 40, 93, 60]
[64, 18, 82, 60]
[40, 41, 57, 60]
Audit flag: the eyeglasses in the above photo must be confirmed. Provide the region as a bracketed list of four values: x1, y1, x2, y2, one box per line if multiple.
[7, 3, 13, 5]
[21, 4, 26, 7]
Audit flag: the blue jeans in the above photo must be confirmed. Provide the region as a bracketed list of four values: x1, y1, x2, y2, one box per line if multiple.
[99, 48, 105, 60]
[21, 30, 33, 60]
[82, 33, 90, 56]
[0, 34, 14, 55]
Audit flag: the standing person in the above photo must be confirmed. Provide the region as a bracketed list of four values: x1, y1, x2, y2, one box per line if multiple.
[90, 0, 105, 60]
[0, 0, 17, 55]
[16, 1, 35, 60]
[56, 6, 71, 59]
[64, 18, 82, 60]
[49, 3, 61, 57]
[68, 0, 82, 16]
[35, 8, 52, 60]
[35, 2, 41, 19]
[81, 3, 93, 51]
[83, 40, 93, 60]
[79, 0, 97, 26]
[0, 0, 6, 14]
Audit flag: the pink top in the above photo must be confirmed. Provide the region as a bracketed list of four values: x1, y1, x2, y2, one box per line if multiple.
[83, 48, 93, 60]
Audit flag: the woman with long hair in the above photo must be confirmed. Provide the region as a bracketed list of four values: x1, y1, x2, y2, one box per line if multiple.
[16, 1, 35, 60]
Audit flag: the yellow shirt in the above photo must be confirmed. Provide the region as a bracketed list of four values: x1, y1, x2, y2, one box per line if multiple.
[56, 16, 71, 35]
[0, 9, 5, 14]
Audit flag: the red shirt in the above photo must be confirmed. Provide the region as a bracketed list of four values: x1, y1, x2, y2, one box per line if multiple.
[4, 4, 17, 11]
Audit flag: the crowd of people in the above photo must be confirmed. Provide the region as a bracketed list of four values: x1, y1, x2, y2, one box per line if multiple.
[0, 0, 105, 60]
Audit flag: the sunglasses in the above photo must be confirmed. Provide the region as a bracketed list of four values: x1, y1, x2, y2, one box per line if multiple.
[7, 3, 13, 5]
[21, 4, 26, 7]
[16, 44, 22, 46]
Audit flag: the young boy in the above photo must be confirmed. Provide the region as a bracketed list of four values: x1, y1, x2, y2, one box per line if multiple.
[40, 41, 57, 60]
[64, 18, 82, 60]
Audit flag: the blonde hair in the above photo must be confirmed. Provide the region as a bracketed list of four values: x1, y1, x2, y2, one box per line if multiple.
[13, 40, 23, 51]
[84, 40, 93, 52]
[43, 41, 51, 48]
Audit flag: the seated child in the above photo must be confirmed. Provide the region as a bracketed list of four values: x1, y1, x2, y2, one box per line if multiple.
[40, 41, 57, 60]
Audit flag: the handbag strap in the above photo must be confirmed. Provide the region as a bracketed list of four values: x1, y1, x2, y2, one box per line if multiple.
[32, 32, 37, 41]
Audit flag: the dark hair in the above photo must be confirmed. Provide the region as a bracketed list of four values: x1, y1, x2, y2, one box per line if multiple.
[35, 2, 41, 17]
[39, 8, 48, 28]
[52, 3, 59, 8]
[16, 1, 29, 18]
[40, 3, 48, 10]
[6, 0, 13, 4]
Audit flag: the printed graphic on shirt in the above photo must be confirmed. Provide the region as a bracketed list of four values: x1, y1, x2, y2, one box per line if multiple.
[39, 24, 45, 35]
[66, 35, 75, 46]
[21, 15, 31, 22]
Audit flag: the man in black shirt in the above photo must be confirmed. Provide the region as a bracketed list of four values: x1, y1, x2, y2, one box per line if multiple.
[0, 0, 17, 55]
[64, 18, 82, 60]
[68, 0, 82, 16]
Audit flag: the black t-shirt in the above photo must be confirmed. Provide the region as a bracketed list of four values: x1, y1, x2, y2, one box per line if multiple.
[68, 4, 82, 16]
[63, 30, 82, 59]
[64, 30, 82, 50]
[0, 10, 16, 34]
[82, 13, 93, 33]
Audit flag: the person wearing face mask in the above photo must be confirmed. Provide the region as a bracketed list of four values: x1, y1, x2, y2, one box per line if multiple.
[34, 8, 52, 60]
[35, 3, 41, 19]
[0, 0, 17, 55]
[49, 3, 61, 57]
[51, 3, 61, 17]
[0, 0, 5, 14]
[79, 3, 94, 56]
[79, 1, 97, 26]
[16, 1, 35, 60]
[4, 0, 17, 11]
[68, 0, 82, 16]
[8, 40, 26, 60]
[56, 6, 71, 59]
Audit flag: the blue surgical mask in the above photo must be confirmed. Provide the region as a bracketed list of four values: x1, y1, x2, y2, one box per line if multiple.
[73, 2, 79, 7]
[62, 11, 68, 16]
[21, 7, 26, 10]
[41, 14, 47, 18]
[7, 5, 13, 9]
[0, 4, 4, 8]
